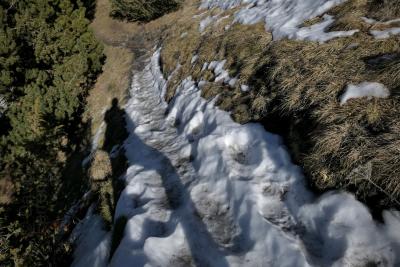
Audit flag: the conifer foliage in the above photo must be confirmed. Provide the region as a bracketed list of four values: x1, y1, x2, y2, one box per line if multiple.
[0, 0, 103, 265]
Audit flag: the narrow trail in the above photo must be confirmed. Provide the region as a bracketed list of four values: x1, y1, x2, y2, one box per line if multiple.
[113, 52, 229, 266]
[73, 49, 400, 267]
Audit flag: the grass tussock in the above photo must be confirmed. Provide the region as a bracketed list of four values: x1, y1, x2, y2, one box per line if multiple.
[247, 11, 400, 209]
[90, 150, 112, 182]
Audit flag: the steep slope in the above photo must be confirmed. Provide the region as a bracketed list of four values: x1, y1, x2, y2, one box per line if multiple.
[71, 0, 400, 266]
[73, 49, 400, 267]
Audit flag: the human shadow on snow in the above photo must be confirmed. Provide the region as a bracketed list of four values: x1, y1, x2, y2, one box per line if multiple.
[112, 108, 232, 267]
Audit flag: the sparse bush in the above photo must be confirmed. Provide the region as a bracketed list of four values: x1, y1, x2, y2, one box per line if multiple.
[110, 0, 181, 22]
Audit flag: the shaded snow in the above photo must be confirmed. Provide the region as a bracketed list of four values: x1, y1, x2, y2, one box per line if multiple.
[71, 206, 111, 267]
[89, 51, 400, 267]
[340, 82, 390, 105]
[200, 0, 358, 42]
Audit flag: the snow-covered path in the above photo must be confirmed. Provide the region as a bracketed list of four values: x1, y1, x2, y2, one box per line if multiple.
[105, 50, 400, 267]
[73, 50, 400, 267]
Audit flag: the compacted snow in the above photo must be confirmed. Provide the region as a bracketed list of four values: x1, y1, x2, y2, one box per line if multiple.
[73, 50, 400, 266]
[199, 0, 358, 42]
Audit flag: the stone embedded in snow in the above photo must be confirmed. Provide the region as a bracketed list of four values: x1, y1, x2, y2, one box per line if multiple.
[340, 82, 390, 105]
[201, 0, 358, 42]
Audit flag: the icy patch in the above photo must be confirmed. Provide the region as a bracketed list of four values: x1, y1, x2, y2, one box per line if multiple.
[200, 0, 358, 42]
[340, 82, 390, 105]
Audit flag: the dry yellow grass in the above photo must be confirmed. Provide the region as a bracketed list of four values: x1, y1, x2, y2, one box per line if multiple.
[84, 0, 400, 210]
[154, 0, 400, 209]
[89, 150, 112, 181]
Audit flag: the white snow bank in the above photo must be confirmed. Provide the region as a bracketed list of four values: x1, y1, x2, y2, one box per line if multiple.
[340, 82, 390, 105]
[200, 0, 358, 42]
[102, 51, 399, 267]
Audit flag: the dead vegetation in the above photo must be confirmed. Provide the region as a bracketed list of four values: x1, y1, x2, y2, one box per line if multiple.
[158, 0, 400, 210]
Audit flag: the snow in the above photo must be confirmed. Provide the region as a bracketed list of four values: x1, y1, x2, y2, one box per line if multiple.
[294, 14, 358, 43]
[200, 14, 222, 32]
[74, 51, 400, 267]
[82, 121, 106, 167]
[71, 206, 111, 267]
[371, 27, 400, 39]
[240, 84, 250, 92]
[200, 0, 358, 42]
[340, 82, 390, 105]
[361, 16, 400, 39]
[191, 55, 199, 65]
[203, 59, 239, 88]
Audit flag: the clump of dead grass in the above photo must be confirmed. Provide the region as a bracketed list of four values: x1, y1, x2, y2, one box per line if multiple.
[89, 150, 112, 182]
[247, 27, 400, 209]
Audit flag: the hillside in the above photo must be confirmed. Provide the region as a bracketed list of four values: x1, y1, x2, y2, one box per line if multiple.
[1, 0, 400, 266]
